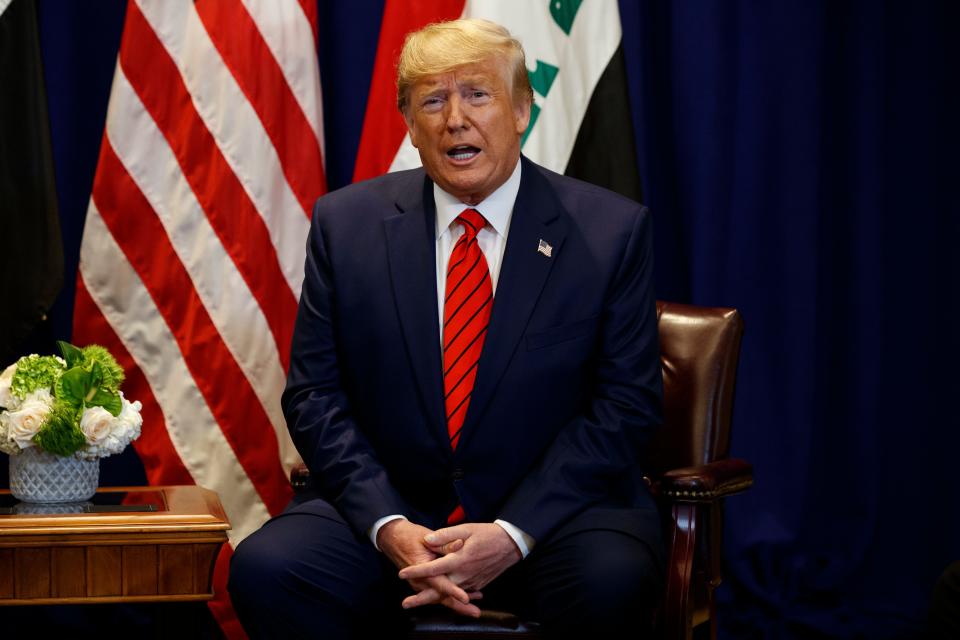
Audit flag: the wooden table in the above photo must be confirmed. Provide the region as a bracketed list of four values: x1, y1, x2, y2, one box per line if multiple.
[0, 486, 230, 605]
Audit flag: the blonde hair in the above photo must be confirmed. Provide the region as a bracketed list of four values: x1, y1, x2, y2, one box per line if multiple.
[396, 18, 533, 113]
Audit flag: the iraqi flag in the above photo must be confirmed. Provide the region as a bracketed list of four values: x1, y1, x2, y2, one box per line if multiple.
[71, 1, 325, 636]
[354, 0, 642, 202]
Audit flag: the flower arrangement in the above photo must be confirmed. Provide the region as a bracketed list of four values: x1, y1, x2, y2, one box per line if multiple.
[0, 341, 142, 460]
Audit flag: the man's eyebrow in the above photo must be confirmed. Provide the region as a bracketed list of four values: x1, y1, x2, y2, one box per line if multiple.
[419, 87, 448, 100]
[413, 81, 445, 95]
[456, 75, 493, 86]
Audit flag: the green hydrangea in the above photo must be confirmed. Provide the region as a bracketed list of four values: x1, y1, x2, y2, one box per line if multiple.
[10, 354, 67, 399]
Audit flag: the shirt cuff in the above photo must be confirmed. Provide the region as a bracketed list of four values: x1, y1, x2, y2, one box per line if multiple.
[494, 519, 536, 559]
[370, 514, 407, 550]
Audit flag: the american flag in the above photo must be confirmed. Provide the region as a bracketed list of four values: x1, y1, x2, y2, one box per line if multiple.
[71, 1, 324, 634]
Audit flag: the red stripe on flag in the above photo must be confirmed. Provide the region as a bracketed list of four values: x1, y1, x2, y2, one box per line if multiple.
[195, 0, 326, 215]
[120, 2, 298, 370]
[353, 0, 465, 181]
[209, 544, 248, 640]
[72, 276, 195, 486]
[91, 139, 292, 516]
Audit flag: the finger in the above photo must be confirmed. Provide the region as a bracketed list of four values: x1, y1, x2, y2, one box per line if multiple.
[402, 588, 441, 609]
[425, 538, 464, 555]
[424, 525, 470, 546]
[403, 580, 480, 616]
[427, 574, 470, 604]
[439, 596, 482, 618]
[468, 591, 483, 600]
[399, 555, 458, 580]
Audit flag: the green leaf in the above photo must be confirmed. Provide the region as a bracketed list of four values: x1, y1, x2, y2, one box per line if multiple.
[85, 362, 104, 401]
[57, 362, 115, 410]
[88, 388, 122, 416]
[57, 341, 84, 368]
[57, 368, 90, 407]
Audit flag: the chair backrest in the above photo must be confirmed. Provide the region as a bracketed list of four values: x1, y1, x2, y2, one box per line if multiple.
[642, 301, 744, 477]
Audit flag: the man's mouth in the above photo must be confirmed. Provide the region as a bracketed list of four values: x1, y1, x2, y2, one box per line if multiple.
[447, 145, 480, 161]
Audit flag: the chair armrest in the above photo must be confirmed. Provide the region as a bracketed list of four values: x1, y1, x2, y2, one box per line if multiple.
[651, 458, 753, 502]
[290, 463, 312, 492]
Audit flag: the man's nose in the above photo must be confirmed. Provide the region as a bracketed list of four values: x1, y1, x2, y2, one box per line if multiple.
[445, 95, 467, 130]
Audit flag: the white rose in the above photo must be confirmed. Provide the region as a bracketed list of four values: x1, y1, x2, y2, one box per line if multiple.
[0, 363, 18, 410]
[77, 397, 143, 459]
[6, 395, 53, 449]
[80, 406, 115, 445]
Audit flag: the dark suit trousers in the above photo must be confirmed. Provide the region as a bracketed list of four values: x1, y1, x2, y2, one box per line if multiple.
[228, 496, 664, 639]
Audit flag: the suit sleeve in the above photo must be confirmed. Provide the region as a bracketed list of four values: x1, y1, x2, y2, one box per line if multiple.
[496, 206, 663, 542]
[281, 204, 412, 536]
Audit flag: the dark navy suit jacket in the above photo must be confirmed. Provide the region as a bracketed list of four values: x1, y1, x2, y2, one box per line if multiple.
[282, 156, 664, 545]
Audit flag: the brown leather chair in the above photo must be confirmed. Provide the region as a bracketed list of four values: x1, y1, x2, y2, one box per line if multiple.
[290, 301, 752, 639]
[647, 301, 751, 640]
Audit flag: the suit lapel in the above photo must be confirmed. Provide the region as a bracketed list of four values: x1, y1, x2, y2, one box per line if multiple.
[458, 158, 568, 448]
[384, 176, 448, 449]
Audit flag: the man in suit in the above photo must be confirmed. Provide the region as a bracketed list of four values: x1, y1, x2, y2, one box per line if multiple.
[228, 18, 664, 638]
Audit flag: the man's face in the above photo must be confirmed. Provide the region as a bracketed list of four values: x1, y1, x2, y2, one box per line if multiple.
[404, 58, 531, 206]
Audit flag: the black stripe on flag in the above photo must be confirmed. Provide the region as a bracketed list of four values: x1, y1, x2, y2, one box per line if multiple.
[564, 44, 643, 204]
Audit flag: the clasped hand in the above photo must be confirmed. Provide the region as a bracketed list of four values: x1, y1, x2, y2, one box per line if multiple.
[377, 519, 521, 618]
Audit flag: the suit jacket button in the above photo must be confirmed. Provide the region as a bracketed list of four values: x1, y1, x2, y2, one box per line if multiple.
[451, 468, 464, 481]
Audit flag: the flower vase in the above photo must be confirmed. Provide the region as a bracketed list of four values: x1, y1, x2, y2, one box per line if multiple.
[9, 447, 99, 503]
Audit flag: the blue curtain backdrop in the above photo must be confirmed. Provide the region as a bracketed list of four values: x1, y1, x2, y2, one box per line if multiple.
[21, 1, 958, 637]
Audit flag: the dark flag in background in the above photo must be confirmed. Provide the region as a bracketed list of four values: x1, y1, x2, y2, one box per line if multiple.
[0, 0, 63, 364]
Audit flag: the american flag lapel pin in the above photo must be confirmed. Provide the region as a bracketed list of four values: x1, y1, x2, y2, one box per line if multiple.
[537, 238, 553, 258]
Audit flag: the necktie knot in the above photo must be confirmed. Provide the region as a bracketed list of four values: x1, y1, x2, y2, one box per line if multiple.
[457, 209, 487, 239]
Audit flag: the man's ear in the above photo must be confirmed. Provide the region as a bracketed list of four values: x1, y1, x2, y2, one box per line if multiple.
[514, 97, 532, 136]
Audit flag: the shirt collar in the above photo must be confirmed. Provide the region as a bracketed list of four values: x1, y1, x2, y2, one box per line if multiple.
[434, 158, 522, 239]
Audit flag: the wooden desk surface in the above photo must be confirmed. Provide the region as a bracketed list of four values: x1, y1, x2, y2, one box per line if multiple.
[0, 485, 230, 605]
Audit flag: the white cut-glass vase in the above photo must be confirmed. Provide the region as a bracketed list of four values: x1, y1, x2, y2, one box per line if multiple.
[8, 446, 99, 503]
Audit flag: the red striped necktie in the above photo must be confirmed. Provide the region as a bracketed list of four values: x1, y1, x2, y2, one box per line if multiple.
[443, 209, 492, 524]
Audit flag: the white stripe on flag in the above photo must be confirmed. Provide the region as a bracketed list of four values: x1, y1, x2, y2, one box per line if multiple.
[80, 202, 271, 544]
[103, 65, 300, 476]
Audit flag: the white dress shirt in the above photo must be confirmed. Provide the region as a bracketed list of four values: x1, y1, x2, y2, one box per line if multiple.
[370, 159, 536, 558]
